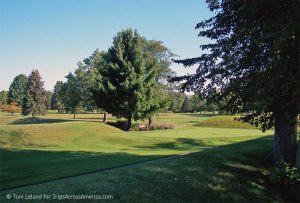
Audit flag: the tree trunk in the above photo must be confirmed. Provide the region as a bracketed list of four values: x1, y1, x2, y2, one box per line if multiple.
[273, 116, 298, 164]
[127, 116, 132, 131]
[103, 112, 108, 123]
[148, 117, 153, 127]
[73, 113, 76, 119]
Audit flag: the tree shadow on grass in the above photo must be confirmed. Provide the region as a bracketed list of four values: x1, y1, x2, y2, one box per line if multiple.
[185, 113, 218, 118]
[127, 136, 282, 203]
[0, 148, 161, 191]
[9, 117, 103, 125]
[10, 117, 76, 125]
[0, 136, 283, 202]
[1, 135, 288, 202]
[134, 138, 210, 150]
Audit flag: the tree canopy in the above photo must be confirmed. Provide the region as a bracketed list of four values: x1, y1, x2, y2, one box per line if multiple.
[22, 69, 46, 117]
[172, 0, 300, 163]
[92, 29, 160, 129]
[51, 81, 64, 112]
[7, 74, 28, 106]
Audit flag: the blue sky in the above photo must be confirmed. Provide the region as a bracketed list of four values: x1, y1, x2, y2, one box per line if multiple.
[0, 0, 212, 91]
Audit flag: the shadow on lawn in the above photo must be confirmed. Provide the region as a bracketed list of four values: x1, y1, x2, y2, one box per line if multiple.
[135, 138, 209, 150]
[129, 136, 283, 202]
[10, 117, 76, 125]
[0, 148, 161, 191]
[10, 117, 102, 125]
[0, 136, 287, 202]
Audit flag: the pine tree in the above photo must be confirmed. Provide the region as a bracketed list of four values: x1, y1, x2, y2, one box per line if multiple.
[92, 29, 158, 130]
[7, 74, 28, 106]
[21, 96, 31, 116]
[23, 69, 46, 117]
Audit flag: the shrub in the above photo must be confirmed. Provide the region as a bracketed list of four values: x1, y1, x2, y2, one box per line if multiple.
[107, 120, 175, 131]
[148, 123, 175, 131]
[130, 123, 175, 131]
[269, 162, 300, 201]
[2, 102, 21, 115]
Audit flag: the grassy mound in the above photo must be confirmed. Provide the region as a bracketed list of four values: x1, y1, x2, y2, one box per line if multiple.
[196, 116, 258, 129]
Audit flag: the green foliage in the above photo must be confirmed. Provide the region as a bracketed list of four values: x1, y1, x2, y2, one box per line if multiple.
[22, 70, 46, 117]
[21, 96, 31, 116]
[190, 94, 206, 113]
[92, 29, 159, 129]
[269, 162, 300, 201]
[62, 73, 82, 117]
[181, 96, 192, 113]
[7, 74, 28, 106]
[140, 38, 176, 82]
[172, 0, 300, 127]
[51, 81, 64, 112]
[172, 0, 300, 163]
[166, 88, 186, 112]
[44, 90, 52, 110]
[0, 90, 7, 105]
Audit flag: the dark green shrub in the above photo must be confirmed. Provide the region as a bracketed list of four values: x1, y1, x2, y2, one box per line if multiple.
[269, 162, 300, 201]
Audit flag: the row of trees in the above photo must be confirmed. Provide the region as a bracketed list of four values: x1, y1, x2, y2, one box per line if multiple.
[2, 29, 225, 129]
[49, 29, 196, 129]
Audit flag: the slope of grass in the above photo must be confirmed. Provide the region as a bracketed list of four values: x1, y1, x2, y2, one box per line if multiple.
[196, 115, 258, 129]
[0, 136, 282, 202]
[0, 112, 272, 190]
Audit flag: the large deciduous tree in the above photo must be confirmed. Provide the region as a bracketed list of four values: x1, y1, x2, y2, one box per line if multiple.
[22, 69, 46, 117]
[92, 29, 158, 130]
[62, 73, 83, 119]
[172, 0, 300, 164]
[7, 74, 28, 106]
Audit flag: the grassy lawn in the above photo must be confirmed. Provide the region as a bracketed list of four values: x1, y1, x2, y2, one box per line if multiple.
[0, 112, 283, 202]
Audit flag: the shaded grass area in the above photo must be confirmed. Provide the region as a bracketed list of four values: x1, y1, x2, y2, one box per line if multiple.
[10, 117, 76, 125]
[0, 149, 160, 190]
[0, 136, 282, 202]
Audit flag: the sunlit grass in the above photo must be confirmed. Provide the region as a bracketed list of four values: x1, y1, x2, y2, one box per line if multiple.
[0, 112, 273, 190]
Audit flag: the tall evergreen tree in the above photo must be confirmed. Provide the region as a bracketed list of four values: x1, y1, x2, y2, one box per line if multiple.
[7, 74, 28, 106]
[172, 0, 300, 163]
[92, 29, 158, 129]
[51, 81, 64, 112]
[22, 69, 46, 117]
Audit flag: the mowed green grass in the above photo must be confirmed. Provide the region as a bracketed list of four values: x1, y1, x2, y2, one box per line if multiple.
[0, 112, 282, 202]
[196, 115, 257, 129]
[0, 112, 269, 189]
